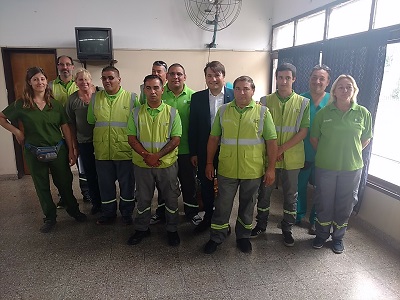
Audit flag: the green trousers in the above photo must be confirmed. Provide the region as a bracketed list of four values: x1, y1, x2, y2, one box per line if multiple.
[25, 145, 80, 221]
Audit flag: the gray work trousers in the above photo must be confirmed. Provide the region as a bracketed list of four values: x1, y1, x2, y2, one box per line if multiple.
[255, 169, 300, 232]
[210, 175, 262, 243]
[95, 160, 135, 218]
[134, 162, 180, 232]
[314, 167, 362, 241]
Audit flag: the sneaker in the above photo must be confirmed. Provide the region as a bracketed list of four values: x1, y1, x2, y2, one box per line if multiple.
[40, 220, 56, 233]
[250, 226, 266, 238]
[332, 239, 344, 254]
[308, 223, 316, 235]
[282, 231, 294, 247]
[191, 214, 203, 226]
[56, 200, 65, 209]
[312, 236, 325, 249]
[72, 211, 87, 222]
[150, 213, 164, 225]
[127, 229, 150, 245]
[204, 240, 221, 254]
[122, 215, 133, 226]
[236, 238, 252, 253]
[96, 215, 116, 225]
[167, 231, 180, 247]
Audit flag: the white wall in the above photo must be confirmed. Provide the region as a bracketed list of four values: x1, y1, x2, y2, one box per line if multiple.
[0, 0, 272, 50]
[0, 0, 273, 177]
[272, 0, 335, 24]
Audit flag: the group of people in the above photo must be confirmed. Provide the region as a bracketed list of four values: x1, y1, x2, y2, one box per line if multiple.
[0, 56, 372, 255]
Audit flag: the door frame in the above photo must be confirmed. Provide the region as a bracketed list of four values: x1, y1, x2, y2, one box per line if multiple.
[1, 48, 57, 178]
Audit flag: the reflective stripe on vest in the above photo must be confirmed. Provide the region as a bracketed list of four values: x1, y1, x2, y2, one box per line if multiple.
[93, 93, 136, 129]
[133, 105, 177, 148]
[261, 96, 309, 134]
[219, 104, 266, 146]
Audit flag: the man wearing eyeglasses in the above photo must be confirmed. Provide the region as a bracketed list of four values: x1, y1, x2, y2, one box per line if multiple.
[297, 64, 331, 235]
[49, 55, 88, 209]
[252, 63, 310, 248]
[87, 66, 140, 225]
[154, 63, 202, 226]
[188, 61, 234, 233]
[203, 76, 277, 254]
[49, 56, 79, 106]
[139, 61, 168, 105]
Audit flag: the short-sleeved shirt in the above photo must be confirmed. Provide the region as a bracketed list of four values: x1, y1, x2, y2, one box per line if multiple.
[211, 99, 277, 141]
[127, 102, 182, 138]
[65, 91, 94, 143]
[311, 102, 373, 171]
[300, 91, 330, 161]
[2, 99, 68, 147]
[162, 84, 194, 154]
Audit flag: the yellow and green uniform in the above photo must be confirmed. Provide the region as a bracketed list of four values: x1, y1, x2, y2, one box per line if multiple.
[209, 99, 277, 243]
[127, 102, 182, 232]
[255, 91, 310, 234]
[87, 88, 139, 160]
[127, 102, 182, 168]
[49, 77, 79, 106]
[87, 87, 139, 220]
[261, 91, 310, 170]
[211, 100, 277, 179]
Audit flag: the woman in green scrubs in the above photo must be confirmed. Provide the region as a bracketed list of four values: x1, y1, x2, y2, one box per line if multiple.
[0, 67, 87, 233]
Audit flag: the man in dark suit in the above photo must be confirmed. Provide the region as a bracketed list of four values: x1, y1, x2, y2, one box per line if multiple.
[189, 61, 234, 233]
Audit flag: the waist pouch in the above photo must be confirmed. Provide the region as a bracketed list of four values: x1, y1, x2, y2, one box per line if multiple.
[25, 140, 64, 162]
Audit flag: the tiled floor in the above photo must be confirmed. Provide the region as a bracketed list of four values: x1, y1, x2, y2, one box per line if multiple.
[0, 174, 399, 300]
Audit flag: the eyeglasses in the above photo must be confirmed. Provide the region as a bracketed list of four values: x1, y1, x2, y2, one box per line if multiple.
[312, 64, 331, 72]
[57, 63, 73, 67]
[153, 61, 167, 70]
[168, 72, 184, 77]
[101, 76, 116, 81]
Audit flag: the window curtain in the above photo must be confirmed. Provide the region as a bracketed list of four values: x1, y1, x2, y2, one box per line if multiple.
[322, 29, 389, 213]
[277, 42, 322, 94]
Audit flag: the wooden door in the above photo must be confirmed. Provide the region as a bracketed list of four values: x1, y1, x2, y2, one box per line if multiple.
[2, 48, 57, 177]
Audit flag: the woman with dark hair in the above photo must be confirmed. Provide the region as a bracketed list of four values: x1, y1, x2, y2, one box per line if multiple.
[0, 67, 87, 233]
[310, 74, 372, 254]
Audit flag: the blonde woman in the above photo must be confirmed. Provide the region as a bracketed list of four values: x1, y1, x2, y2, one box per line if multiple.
[0, 67, 87, 233]
[310, 74, 372, 254]
[65, 69, 102, 215]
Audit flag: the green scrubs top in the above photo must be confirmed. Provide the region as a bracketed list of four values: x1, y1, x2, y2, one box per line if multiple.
[2, 99, 67, 147]
[300, 92, 330, 162]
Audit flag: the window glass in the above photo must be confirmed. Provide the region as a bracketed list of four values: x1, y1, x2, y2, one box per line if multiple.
[296, 11, 326, 46]
[369, 43, 400, 186]
[328, 0, 372, 39]
[272, 22, 294, 50]
[374, 0, 400, 29]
